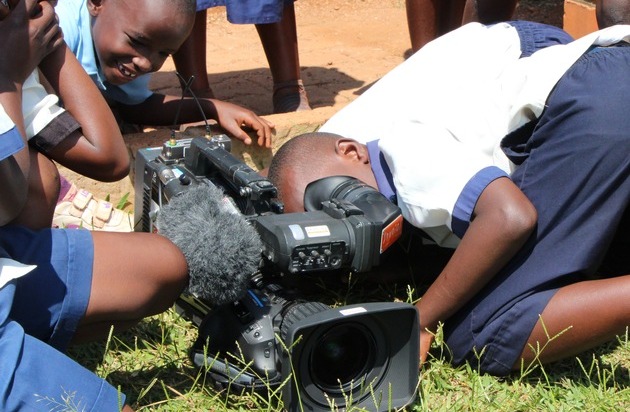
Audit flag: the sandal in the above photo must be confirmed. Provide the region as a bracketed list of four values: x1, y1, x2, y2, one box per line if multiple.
[272, 79, 312, 114]
[53, 183, 133, 232]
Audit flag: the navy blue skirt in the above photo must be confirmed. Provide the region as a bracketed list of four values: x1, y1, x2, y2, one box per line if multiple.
[196, 0, 295, 24]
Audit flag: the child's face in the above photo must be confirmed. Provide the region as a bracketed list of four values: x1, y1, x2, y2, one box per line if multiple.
[88, 0, 194, 85]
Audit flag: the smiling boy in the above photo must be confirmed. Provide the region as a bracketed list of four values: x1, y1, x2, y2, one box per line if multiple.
[55, 0, 274, 146]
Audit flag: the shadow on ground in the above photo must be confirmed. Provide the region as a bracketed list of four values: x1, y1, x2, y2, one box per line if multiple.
[150, 66, 366, 116]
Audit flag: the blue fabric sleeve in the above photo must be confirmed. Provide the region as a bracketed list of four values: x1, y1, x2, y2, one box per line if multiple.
[451, 166, 509, 238]
[0, 126, 25, 161]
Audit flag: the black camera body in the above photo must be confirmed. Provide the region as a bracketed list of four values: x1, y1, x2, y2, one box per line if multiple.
[193, 273, 420, 412]
[134, 135, 419, 411]
[134, 135, 404, 275]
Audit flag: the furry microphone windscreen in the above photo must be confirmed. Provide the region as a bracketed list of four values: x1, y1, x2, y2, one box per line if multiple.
[156, 184, 262, 306]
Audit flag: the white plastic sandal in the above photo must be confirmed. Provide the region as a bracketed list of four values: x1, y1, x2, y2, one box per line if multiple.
[53, 184, 133, 232]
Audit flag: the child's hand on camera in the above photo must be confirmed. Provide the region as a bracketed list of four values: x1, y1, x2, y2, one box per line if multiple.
[210, 99, 275, 148]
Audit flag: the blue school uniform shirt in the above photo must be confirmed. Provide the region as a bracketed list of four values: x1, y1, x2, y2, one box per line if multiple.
[55, 0, 153, 105]
[0, 106, 24, 162]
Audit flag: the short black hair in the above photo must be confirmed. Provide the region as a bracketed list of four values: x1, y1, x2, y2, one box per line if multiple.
[268, 132, 342, 205]
[268, 133, 339, 184]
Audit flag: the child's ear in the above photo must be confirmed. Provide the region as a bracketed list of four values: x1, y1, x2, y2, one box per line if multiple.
[336, 139, 370, 164]
[87, 0, 104, 17]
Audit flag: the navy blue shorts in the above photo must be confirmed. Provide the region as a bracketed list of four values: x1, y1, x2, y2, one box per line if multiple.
[444, 31, 630, 375]
[196, 0, 294, 24]
[0, 227, 124, 410]
[509, 20, 574, 57]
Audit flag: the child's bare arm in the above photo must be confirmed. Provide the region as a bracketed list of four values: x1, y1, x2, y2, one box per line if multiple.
[118, 93, 275, 148]
[38, 45, 130, 181]
[0, 90, 29, 225]
[0, 0, 62, 223]
[417, 177, 538, 362]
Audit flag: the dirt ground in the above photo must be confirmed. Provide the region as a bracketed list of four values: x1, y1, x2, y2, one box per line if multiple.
[152, 0, 567, 117]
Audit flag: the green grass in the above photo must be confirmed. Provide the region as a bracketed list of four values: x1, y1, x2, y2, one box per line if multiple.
[68, 269, 630, 412]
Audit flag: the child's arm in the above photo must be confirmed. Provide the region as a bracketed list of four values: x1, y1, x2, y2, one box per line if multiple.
[0, 0, 63, 223]
[0, 90, 30, 225]
[38, 44, 130, 182]
[416, 177, 538, 362]
[117, 93, 275, 148]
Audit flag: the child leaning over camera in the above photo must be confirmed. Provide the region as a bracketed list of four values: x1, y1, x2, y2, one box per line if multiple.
[55, 0, 275, 147]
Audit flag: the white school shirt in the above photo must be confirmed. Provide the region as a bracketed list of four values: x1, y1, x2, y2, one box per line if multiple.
[22, 71, 65, 139]
[321, 23, 630, 247]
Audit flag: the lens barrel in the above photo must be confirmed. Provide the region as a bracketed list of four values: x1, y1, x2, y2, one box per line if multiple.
[310, 322, 376, 392]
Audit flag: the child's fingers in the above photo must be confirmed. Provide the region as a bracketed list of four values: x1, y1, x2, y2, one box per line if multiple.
[262, 117, 275, 129]
[249, 117, 273, 148]
[9, 0, 39, 20]
[419, 330, 434, 365]
[32, 0, 62, 54]
[260, 118, 274, 148]
[225, 123, 252, 145]
[257, 130, 271, 148]
[242, 115, 272, 147]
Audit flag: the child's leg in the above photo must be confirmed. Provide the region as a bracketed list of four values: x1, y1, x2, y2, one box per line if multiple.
[462, 0, 517, 25]
[444, 45, 630, 376]
[0, 227, 141, 410]
[171, 9, 214, 98]
[405, 0, 467, 52]
[255, 2, 310, 113]
[521, 171, 630, 367]
[5, 227, 187, 348]
[520, 275, 630, 366]
[513, 45, 630, 368]
[596, 0, 630, 28]
[73, 231, 188, 342]
[9, 148, 60, 230]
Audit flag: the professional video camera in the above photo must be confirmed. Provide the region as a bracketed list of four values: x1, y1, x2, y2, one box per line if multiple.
[134, 134, 419, 411]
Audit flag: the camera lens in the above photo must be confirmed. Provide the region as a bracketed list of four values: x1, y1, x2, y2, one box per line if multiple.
[310, 323, 375, 391]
